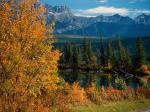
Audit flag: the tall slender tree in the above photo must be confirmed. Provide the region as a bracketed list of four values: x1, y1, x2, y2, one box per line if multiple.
[125, 50, 132, 69]
[100, 35, 105, 66]
[83, 38, 89, 64]
[117, 34, 125, 66]
[72, 45, 81, 68]
[106, 38, 113, 69]
[64, 43, 73, 65]
[135, 37, 147, 68]
[83, 38, 91, 65]
[116, 34, 132, 69]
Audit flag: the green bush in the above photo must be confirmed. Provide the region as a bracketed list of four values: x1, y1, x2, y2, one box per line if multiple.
[115, 78, 127, 90]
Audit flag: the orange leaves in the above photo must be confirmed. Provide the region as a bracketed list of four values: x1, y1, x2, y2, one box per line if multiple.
[140, 65, 150, 74]
[86, 83, 98, 97]
[137, 87, 150, 99]
[0, 1, 11, 25]
[107, 63, 112, 69]
[86, 84, 135, 103]
[86, 83, 103, 103]
[136, 65, 150, 75]
[32, 23, 44, 39]
[41, 74, 60, 91]
[104, 87, 134, 101]
[38, 5, 46, 14]
[68, 82, 87, 104]
[0, 0, 62, 111]
[0, 0, 61, 99]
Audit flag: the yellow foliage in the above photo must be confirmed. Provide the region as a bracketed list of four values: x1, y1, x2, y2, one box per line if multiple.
[141, 65, 148, 71]
[86, 83, 101, 102]
[107, 63, 112, 69]
[86, 83, 98, 95]
[0, 0, 61, 98]
[69, 82, 86, 104]
[140, 65, 150, 74]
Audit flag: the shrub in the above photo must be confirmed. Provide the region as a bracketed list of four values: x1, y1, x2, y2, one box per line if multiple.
[56, 93, 70, 112]
[86, 83, 100, 103]
[137, 87, 150, 99]
[68, 82, 87, 104]
[115, 78, 127, 90]
[138, 78, 148, 88]
[104, 87, 134, 101]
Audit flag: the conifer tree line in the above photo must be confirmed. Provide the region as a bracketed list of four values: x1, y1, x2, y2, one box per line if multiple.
[59, 34, 149, 72]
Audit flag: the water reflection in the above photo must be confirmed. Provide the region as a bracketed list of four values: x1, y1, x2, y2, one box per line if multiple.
[59, 70, 146, 89]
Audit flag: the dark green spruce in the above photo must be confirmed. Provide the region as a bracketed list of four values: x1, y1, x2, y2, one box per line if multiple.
[100, 35, 105, 66]
[135, 37, 148, 68]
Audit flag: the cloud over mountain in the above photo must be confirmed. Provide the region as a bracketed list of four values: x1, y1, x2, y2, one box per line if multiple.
[74, 6, 150, 17]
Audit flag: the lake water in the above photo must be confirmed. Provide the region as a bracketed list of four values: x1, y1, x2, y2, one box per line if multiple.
[59, 70, 150, 89]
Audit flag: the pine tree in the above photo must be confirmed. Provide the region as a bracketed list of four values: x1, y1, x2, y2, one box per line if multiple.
[116, 34, 131, 69]
[64, 43, 73, 65]
[135, 37, 147, 68]
[125, 50, 132, 69]
[59, 45, 65, 64]
[72, 45, 81, 68]
[87, 39, 94, 65]
[116, 34, 125, 66]
[82, 38, 96, 66]
[100, 35, 105, 66]
[83, 38, 88, 64]
[106, 38, 113, 69]
[115, 34, 132, 69]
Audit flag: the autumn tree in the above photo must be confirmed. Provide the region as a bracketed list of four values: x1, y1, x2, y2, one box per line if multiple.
[69, 82, 86, 104]
[0, 0, 61, 100]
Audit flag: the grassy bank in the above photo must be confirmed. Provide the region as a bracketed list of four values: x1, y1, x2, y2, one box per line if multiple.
[69, 99, 150, 112]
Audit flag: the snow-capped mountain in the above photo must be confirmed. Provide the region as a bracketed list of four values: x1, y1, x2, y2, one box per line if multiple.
[135, 13, 150, 25]
[44, 4, 150, 37]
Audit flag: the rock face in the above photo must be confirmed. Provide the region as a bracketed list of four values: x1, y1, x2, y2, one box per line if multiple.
[44, 4, 150, 37]
[135, 14, 150, 25]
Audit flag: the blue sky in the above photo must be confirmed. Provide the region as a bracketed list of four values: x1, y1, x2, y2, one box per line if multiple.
[41, 0, 150, 17]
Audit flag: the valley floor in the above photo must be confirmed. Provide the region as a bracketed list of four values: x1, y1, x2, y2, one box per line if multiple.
[69, 99, 150, 112]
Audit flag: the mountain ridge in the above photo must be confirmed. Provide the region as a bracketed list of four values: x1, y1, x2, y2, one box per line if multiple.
[44, 4, 150, 37]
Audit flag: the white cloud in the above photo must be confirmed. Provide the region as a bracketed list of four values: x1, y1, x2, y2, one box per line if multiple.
[128, 9, 150, 17]
[98, 0, 107, 3]
[131, 9, 150, 14]
[129, 0, 145, 4]
[74, 13, 96, 17]
[74, 6, 150, 17]
[75, 6, 129, 16]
